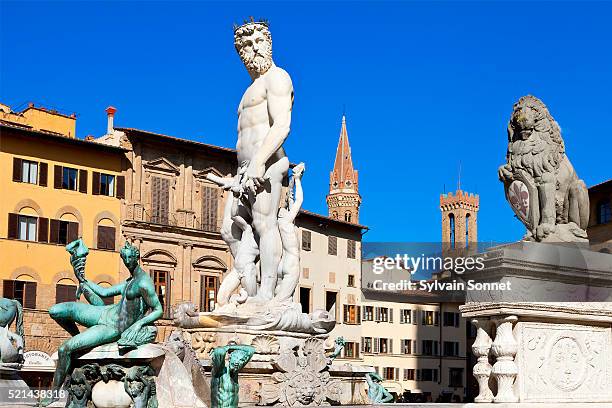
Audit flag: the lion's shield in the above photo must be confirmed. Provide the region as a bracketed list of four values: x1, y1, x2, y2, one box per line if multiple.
[504, 170, 540, 232]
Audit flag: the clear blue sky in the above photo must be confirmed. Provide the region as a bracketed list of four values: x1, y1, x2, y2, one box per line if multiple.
[1, 1, 610, 243]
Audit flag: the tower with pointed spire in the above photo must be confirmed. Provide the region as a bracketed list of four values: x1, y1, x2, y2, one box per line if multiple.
[327, 115, 361, 223]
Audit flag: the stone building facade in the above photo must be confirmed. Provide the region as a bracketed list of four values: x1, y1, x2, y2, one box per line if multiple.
[115, 127, 237, 336]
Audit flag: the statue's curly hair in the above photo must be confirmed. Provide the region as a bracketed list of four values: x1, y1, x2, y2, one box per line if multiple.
[509, 95, 565, 154]
[234, 22, 272, 52]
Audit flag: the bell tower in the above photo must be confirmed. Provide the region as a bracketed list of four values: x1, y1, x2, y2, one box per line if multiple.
[440, 189, 479, 252]
[327, 115, 361, 223]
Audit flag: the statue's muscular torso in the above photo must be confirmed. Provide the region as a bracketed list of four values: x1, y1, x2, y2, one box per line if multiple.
[236, 66, 289, 165]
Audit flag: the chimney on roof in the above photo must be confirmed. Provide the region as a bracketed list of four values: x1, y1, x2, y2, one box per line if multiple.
[105, 106, 117, 134]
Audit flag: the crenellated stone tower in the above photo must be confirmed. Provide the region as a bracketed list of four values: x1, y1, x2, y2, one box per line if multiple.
[327, 115, 361, 224]
[440, 189, 479, 252]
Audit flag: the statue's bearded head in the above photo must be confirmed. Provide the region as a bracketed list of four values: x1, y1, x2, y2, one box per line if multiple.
[234, 22, 273, 75]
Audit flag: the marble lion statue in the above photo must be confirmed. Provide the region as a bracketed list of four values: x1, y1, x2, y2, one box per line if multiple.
[498, 95, 589, 242]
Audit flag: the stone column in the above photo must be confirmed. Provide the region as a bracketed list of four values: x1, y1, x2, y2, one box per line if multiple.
[471, 318, 494, 403]
[491, 315, 518, 403]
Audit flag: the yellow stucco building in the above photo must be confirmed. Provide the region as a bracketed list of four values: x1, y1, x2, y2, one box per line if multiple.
[0, 103, 126, 385]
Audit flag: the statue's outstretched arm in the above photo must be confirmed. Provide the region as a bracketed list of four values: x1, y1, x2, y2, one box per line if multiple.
[84, 280, 125, 298]
[286, 176, 303, 222]
[247, 69, 293, 179]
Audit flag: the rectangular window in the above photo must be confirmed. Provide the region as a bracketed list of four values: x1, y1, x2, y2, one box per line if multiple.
[423, 310, 434, 325]
[422, 340, 434, 356]
[328, 236, 337, 255]
[383, 367, 395, 380]
[299, 287, 311, 313]
[347, 274, 355, 287]
[3, 280, 37, 309]
[444, 341, 460, 357]
[378, 307, 389, 322]
[301, 230, 311, 251]
[421, 368, 434, 382]
[401, 339, 412, 354]
[325, 291, 337, 318]
[58, 220, 78, 245]
[18, 215, 37, 241]
[449, 368, 464, 387]
[343, 304, 360, 324]
[344, 342, 359, 359]
[379, 338, 389, 354]
[62, 167, 78, 190]
[200, 275, 218, 312]
[443, 311, 455, 326]
[21, 160, 38, 184]
[362, 306, 373, 321]
[152, 270, 171, 317]
[347, 239, 356, 259]
[400, 309, 411, 324]
[404, 369, 415, 381]
[100, 173, 115, 196]
[202, 186, 219, 232]
[362, 337, 372, 353]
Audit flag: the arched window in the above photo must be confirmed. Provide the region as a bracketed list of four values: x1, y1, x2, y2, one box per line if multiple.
[465, 214, 471, 244]
[449, 213, 456, 249]
[332, 211, 338, 220]
[345, 212, 352, 223]
[56, 278, 77, 303]
[3, 274, 37, 308]
[598, 199, 611, 224]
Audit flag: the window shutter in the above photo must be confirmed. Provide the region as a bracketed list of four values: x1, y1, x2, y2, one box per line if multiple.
[434, 341, 439, 356]
[435, 311, 439, 326]
[302, 230, 311, 251]
[116, 175, 125, 199]
[152, 177, 170, 224]
[56, 284, 77, 303]
[3, 280, 15, 299]
[416, 369, 421, 381]
[356, 304, 361, 323]
[24, 282, 37, 309]
[98, 226, 116, 250]
[360, 337, 364, 353]
[328, 236, 337, 255]
[92, 172, 100, 195]
[374, 307, 380, 322]
[400, 309, 405, 324]
[413, 340, 417, 354]
[78, 170, 88, 193]
[202, 186, 218, 232]
[373, 338, 379, 353]
[12, 158, 22, 182]
[38, 218, 49, 243]
[412, 310, 418, 325]
[39, 162, 48, 186]
[67, 222, 79, 243]
[49, 219, 60, 244]
[7, 213, 18, 239]
[395, 368, 400, 381]
[389, 308, 393, 323]
[455, 312, 460, 327]
[355, 345, 359, 359]
[389, 339, 393, 354]
[54, 165, 63, 189]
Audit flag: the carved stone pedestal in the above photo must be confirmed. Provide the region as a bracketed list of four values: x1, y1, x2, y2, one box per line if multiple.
[180, 327, 372, 406]
[461, 243, 612, 404]
[68, 342, 205, 408]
